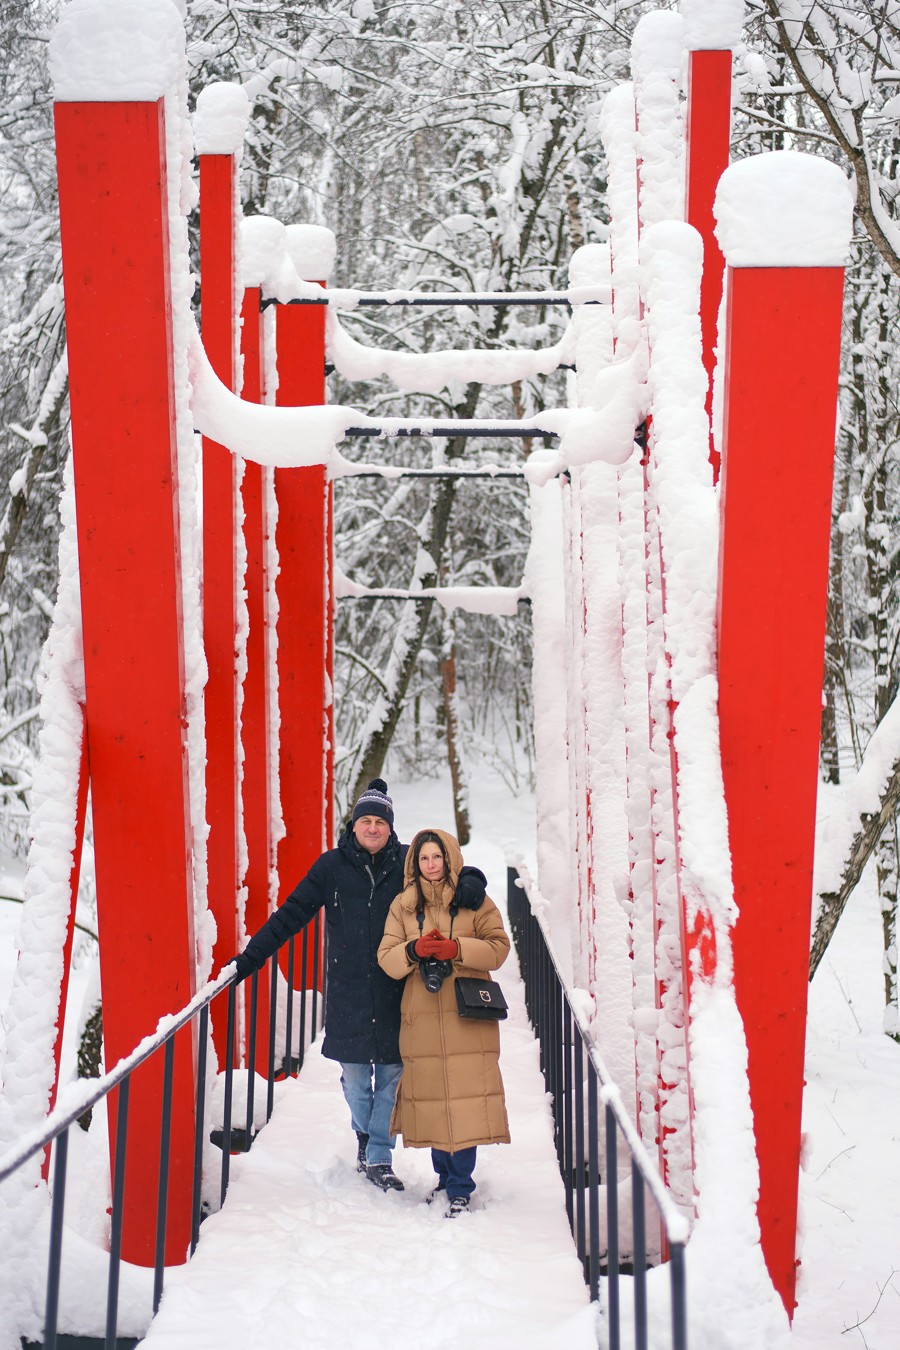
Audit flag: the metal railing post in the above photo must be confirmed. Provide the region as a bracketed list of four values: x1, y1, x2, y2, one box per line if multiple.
[153, 1035, 176, 1311]
[43, 1127, 69, 1350]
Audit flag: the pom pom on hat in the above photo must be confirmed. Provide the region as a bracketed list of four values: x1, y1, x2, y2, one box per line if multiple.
[351, 777, 394, 827]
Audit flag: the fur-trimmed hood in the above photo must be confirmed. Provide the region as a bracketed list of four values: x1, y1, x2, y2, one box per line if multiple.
[398, 827, 464, 911]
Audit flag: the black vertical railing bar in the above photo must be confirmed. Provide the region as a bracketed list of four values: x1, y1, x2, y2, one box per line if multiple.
[266, 957, 278, 1120]
[191, 1005, 210, 1256]
[153, 1035, 176, 1313]
[633, 1159, 648, 1350]
[43, 1125, 69, 1350]
[587, 1069, 601, 1307]
[299, 924, 309, 1068]
[285, 935, 296, 1075]
[220, 982, 236, 1206]
[246, 970, 259, 1144]
[105, 1077, 130, 1350]
[574, 1031, 586, 1275]
[507, 860, 690, 1350]
[606, 1101, 621, 1350]
[671, 1241, 688, 1350]
[555, 980, 565, 1169]
[563, 1000, 574, 1229]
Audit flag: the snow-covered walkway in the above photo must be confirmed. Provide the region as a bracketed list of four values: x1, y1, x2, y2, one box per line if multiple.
[140, 930, 597, 1350]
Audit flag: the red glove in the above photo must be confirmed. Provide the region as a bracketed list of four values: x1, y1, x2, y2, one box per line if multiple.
[415, 933, 459, 960]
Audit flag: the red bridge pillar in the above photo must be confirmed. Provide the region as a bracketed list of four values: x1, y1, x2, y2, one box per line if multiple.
[239, 283, 275, 1074]
[54, 96, 197, 1266]
[275, 225, 335, 927]
[197, 113, 244, 1065]
[714, 152, 852, 1312]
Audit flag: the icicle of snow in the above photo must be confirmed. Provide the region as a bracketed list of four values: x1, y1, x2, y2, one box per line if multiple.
[524, 450, 572, 969]
[163, 18, 211, 986]
[714, 151, 854, 267]
[567, 242, 634, 1097]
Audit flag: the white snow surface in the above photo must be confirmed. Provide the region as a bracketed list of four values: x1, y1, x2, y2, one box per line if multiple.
[714, 152, 854, 267]
[631, 10, 684, 84]
[192, 82, 250, 156]
[680, 0, 745, 51]
[285, 223, 336, 281]
[49, 0, 184, 102]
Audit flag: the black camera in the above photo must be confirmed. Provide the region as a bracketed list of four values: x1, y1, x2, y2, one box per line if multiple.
[419, 958, 453, 994]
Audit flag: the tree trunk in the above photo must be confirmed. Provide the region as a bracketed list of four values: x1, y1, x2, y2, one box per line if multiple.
[878, 820, 899, 1041]
[439, 613, 471, 846]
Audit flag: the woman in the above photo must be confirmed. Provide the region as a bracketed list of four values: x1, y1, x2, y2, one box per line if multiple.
[377, 828, 510, 1216]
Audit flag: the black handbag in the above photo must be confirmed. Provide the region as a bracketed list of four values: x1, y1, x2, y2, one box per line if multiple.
[454, 975, 508, 1020]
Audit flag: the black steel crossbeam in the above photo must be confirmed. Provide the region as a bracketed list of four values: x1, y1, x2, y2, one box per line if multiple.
[261, 291, 606, 309]
[345, 468, 529, 479]
[344, 423, 557, 439]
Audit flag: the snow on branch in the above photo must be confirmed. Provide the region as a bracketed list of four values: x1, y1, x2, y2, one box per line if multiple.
[811, 694, 900, 978]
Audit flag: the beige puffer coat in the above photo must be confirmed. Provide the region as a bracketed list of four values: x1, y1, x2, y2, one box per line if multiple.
[377, 829, 510, 1151]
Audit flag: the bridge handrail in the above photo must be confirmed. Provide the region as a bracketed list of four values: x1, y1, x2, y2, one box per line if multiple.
[0, 916, 325, 1347]
[510, 856, 690, 1246]
[0, 966, 236, 1184]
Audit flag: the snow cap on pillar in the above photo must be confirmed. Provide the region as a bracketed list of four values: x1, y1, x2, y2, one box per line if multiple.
[714, 151, 854, 267]
[631, 10, 684, 84]
[49, 0, 185, 101]
[241, 215, 286, 291]
[680, 0, 745, 50]
[285, 225, 337, 282]
[193, 83, 251, 155]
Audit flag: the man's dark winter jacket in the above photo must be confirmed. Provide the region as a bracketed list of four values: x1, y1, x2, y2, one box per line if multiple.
[237, 830, 408, 1065]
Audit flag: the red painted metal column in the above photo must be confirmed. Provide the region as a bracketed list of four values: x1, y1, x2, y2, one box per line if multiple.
[684, 48, 732, 480]
[199, 151, 241, 1064]
[715, 158, 849, 1312]
[273, 295, 330, 913]
[54, 99, 197, 1265]
[239, 286, 274, 1071]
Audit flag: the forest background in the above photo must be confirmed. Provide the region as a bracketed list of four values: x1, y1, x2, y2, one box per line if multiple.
[0, 0, 898, 1034]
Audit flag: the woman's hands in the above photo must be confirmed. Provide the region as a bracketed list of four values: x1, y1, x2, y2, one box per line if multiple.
[412, 928, 459, 960]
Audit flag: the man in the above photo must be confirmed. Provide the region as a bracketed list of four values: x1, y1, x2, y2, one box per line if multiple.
[234, 778, 408, 1191]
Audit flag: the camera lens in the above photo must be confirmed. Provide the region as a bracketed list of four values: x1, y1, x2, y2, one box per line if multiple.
[420, 958, 453, 993]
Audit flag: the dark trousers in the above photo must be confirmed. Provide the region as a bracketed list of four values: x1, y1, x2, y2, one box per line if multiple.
[431, 1146, 477, 1199]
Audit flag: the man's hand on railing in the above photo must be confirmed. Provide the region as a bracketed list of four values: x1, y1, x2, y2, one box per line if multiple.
[233, 951, 255, 982]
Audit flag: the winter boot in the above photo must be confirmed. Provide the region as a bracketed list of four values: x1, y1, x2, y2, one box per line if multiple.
[365, 1162, 405, 1192]
[425, 1185, 446, 1205]
[355, 1131, 369, 1174]
[445, 1195, 470, 1218]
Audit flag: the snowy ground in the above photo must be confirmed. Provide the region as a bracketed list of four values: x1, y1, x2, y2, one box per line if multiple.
[1, 767, 899, 1347]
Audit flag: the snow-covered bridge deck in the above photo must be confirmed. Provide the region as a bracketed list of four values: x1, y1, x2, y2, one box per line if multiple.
[140, 946, 596, 1350]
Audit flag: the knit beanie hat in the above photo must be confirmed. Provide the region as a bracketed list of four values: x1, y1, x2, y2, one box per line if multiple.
[351, 777, 394, 827]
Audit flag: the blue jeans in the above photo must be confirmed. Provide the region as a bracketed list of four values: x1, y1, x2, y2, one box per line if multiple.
[339, 1061, 403, 1166]
[431, 1146, 477, 1199]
